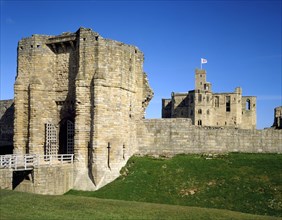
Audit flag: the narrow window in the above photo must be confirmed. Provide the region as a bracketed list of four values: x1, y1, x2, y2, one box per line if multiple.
[198, 120, 202, 126]
[207, 109, 210, 115]
[246, 99, 251, 110]
[107, 142, 111, 169]
[123, 144, 125, 160]
[198, 94, 202, 102]
[226, 96, 231, 112]
[215, 96, 219, 107]
[198, 109, 202, 114]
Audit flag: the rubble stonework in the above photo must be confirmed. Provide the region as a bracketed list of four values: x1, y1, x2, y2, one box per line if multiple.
[162, 69, 256, 129]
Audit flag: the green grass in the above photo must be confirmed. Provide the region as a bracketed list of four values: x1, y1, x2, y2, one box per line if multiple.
[67, 153, 282, 217]
[0, 189, 280, 220]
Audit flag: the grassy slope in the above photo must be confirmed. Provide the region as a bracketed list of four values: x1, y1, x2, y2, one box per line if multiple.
[67, 153, 282, 217]
[0, 189, 280, 220]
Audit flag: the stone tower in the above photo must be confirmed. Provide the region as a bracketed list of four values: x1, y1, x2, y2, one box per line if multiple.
[14, 27, 153, 190]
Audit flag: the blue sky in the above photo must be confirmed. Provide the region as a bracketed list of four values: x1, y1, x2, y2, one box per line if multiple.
[1, 0, 281, 129]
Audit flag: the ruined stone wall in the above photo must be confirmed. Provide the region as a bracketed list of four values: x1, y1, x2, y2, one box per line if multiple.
[0, 100, 14, 151]
[272, 106, 282, 129]
[137, 119, 282, 156]
[211, 92, 242, 127]
[241, 96, 256, 129]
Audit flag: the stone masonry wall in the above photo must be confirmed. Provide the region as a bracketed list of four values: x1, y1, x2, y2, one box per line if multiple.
[137, 119, 282, 156]
[0, 99, 14, 149]
[14, 164, 74, 195]
[0, 169, 13, 190]
[73, 29, 153, 189]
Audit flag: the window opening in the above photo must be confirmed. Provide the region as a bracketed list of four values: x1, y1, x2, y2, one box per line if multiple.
[123, 144, 125, 160]
[107, 142, 111, 169]
[215, 96, 219, 107]
[198, 109, 202, 114]
[198, 94, 202, 102]
[226, 96, 231, 112]
[198, 120, 202, 126]
[246, 99, 251, 110]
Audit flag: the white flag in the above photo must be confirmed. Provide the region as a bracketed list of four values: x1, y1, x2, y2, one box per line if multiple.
[201, 58, 207, 64]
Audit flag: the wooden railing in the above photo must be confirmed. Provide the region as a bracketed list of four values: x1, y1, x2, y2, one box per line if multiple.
[0, 154, 74, 170]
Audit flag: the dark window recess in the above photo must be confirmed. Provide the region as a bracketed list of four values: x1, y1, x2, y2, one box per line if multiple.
[215, 96, 219, 107]
[246, 99, 251, 110]
[198, 94, 202, 102]
[198, 120, 202, 126]
[107, 143, 111, 169]
[226, 96, 231, 112]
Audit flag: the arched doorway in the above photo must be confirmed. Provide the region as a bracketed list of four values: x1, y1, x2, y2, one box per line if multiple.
[59, 119, 74, 154]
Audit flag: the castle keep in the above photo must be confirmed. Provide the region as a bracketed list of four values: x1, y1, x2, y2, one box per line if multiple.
[0, 27, 281, 195]
[12, 27, 153, 191]
[162, 69, 256, 129]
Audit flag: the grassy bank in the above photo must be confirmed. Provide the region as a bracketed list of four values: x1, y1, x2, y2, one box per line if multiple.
[0, 189, 280, 220]
[67, 153, 282, 217]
